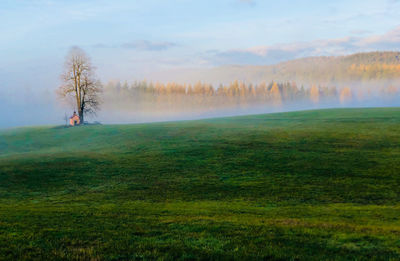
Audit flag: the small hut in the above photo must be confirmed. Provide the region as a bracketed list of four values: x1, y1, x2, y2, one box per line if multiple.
[69, 112, 80, 126]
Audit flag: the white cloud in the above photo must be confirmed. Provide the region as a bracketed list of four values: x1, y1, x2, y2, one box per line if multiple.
[93, 40, 178, 51]
[208, 26, 400, 65]
[121, 40, 177, 51]
[359, 26, 400, 48]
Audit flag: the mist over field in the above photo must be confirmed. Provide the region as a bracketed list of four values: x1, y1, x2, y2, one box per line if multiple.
[1, 78, 399, 128]
[1, 52, 400, 128]
[98, 81, 400, 125]
[1, 82, 399, 128]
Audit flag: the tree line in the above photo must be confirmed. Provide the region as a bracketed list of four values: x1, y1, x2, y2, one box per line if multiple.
[102, 80, 398, 114]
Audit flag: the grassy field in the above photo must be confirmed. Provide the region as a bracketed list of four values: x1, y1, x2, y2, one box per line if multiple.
[0, 108, 400, 260]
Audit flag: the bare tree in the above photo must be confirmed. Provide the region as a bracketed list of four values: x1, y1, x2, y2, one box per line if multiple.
[58, 46, 102, 124]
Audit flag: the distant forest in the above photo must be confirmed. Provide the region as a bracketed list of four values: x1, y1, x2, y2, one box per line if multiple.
[102, 52, 400, 115]
[184, 51, 400, 85]
[103, 80, 399, 115]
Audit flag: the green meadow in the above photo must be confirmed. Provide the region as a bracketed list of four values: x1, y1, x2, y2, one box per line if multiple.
[1, 108, 400, 260]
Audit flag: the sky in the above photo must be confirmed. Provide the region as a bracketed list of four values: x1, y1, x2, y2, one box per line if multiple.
[0, 0, 400, 126]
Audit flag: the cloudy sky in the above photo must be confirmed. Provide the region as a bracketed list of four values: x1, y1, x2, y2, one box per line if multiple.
[0, 0, 399, 127]
[1, 0, 400, 94]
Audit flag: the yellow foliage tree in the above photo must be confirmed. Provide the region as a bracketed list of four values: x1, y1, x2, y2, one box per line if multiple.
[269, 82, 282, 106]
[310, 85, 319, 104]
[340, 87, 352, 104]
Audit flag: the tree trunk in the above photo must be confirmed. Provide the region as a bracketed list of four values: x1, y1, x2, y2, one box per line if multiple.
[79, 110, 84, 124]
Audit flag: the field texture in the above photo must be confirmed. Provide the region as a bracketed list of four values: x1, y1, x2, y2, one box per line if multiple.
[0, 108, 400, 260]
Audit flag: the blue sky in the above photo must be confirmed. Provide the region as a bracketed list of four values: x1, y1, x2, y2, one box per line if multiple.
[1, 0, 400, 90]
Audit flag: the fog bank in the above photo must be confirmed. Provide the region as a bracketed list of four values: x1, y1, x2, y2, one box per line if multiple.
[1, 78, 399, 129]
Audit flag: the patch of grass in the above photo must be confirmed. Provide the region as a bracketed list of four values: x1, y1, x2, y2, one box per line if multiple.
[1, 108, 400, 260]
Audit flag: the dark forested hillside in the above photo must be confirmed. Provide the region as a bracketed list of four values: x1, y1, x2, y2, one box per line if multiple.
[343, 51, 400, 64]
[166, 52, 400, 85]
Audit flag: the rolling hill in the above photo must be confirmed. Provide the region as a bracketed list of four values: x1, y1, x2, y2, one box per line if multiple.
[1, 108, 400, 260]
[163, 51, 400, 85]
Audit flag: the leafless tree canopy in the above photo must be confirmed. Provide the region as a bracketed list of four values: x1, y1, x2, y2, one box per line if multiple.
[58, 46, 102, 123]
